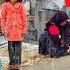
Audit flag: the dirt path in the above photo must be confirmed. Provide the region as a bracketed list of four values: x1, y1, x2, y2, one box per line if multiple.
[0, 43, 70, 70]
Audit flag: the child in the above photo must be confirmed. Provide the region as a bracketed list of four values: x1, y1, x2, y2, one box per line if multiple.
[39, 11, 69, 57]
[1, 0, 27, 69]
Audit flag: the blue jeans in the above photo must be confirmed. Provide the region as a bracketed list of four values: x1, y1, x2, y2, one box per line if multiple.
[8, 41, 22, 64]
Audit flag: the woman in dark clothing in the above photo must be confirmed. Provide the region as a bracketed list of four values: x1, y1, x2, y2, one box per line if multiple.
[39, 11, 69, 57]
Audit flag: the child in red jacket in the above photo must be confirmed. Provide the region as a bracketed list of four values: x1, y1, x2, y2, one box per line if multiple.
[1, 0, 27, 69]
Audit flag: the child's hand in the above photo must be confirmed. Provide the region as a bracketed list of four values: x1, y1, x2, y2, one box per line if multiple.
[3, 32, 9, 39]
[21, 33, 26, 38]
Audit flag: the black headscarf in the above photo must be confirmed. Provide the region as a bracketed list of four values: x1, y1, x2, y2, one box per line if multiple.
[45, 11, 69, 31]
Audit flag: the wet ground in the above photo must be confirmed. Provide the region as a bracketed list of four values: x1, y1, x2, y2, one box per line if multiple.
[23, 55, 70, 70]
[0, 36, 70, 70]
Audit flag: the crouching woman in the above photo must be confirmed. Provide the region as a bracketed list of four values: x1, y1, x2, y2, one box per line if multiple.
[39, 11, 69, 57]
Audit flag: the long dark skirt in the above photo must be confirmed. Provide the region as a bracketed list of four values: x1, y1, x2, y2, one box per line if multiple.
[39, 31, 68, 57]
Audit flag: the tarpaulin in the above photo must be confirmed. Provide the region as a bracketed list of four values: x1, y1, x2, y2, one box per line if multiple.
[65, 0, 70, 7]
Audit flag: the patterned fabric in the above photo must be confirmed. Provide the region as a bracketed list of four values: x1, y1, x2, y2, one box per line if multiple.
[64, 22, 70, 46]
[39, 31, 67, 57]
